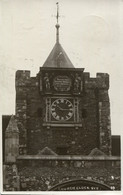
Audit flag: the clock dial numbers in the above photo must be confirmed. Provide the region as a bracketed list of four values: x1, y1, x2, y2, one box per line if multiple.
[51, 99, 74, 121]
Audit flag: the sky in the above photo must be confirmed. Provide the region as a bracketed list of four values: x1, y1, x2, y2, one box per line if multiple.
[0, 0, 123, 135]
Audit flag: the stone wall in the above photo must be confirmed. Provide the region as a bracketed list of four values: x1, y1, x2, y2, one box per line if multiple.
[19, 166, 120, 191]
[3, 156, 120, 191]
[3, 164, 20, 191]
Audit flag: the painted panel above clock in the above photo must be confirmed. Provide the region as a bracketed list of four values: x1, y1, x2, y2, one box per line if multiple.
[53, 76, 72, 92]
[38, 68, 84, 95]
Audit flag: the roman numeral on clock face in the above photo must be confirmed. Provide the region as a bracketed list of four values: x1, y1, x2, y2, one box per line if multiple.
[55, 115, 60, 120]
[60, 99, 64, 103]
[68, 112, 73, 117]
[61, 117, 64, 120]
[52, 112, 56, 117]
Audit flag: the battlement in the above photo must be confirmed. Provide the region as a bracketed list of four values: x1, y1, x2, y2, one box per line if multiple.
[16, 70, 31, 78]
[16, 70, 31, 87]
[84, 72, 109, 90]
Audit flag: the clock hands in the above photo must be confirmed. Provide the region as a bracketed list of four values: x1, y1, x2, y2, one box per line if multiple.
[56, 105, 71, 111]
[51, 99, 74, 121]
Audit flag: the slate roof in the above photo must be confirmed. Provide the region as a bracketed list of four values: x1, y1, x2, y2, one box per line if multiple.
[2, 115, 12, 132]
[2, 115, 12, 162]
[6, 115, 19, 132]
[43, 43, 74, 68]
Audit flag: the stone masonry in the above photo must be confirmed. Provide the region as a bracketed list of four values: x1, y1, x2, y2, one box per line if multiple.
[15, 69, 111, 156]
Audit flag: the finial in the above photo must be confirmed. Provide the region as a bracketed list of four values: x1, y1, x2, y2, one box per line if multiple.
[55, 2, 60, 43]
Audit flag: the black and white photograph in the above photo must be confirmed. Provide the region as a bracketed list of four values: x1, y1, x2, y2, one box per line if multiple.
[0, 0, 122, 193]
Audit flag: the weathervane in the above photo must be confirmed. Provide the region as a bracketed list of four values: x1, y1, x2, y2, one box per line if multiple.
[55, 2, 60, 43]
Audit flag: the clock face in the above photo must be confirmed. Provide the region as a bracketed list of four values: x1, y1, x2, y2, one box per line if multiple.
[51, 98, 74, 121]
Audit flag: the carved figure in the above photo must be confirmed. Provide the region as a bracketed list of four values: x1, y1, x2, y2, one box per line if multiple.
[44, 73, 50, 91]
[74, 73, 81, 92]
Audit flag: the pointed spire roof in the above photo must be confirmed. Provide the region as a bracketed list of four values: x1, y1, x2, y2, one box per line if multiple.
[6, 115, 19, 133]
[43, 43, 74, 68]
[42, 3, 74, 69]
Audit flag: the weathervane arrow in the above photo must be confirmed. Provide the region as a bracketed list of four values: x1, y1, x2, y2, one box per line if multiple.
[55, 2, 60, 43]
[56, 2, 59, 23]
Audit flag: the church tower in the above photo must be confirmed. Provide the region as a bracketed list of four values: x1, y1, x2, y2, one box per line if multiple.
[3, 2, 121, 192]
[15, 3, 111, 156]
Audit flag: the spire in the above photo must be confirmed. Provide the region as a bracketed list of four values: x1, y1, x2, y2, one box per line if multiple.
[42, 2, 75, 68]
[55, 2, 60, 43]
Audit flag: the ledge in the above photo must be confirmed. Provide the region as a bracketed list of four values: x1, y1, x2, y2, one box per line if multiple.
[43, 123, 82, 127]
[17, 155, 120, 161]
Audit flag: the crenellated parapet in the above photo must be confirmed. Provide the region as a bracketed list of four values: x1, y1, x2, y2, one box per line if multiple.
[84, 72, 109, 90]
[16, 70, 39, 96]
[16, 70, 31, 86]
